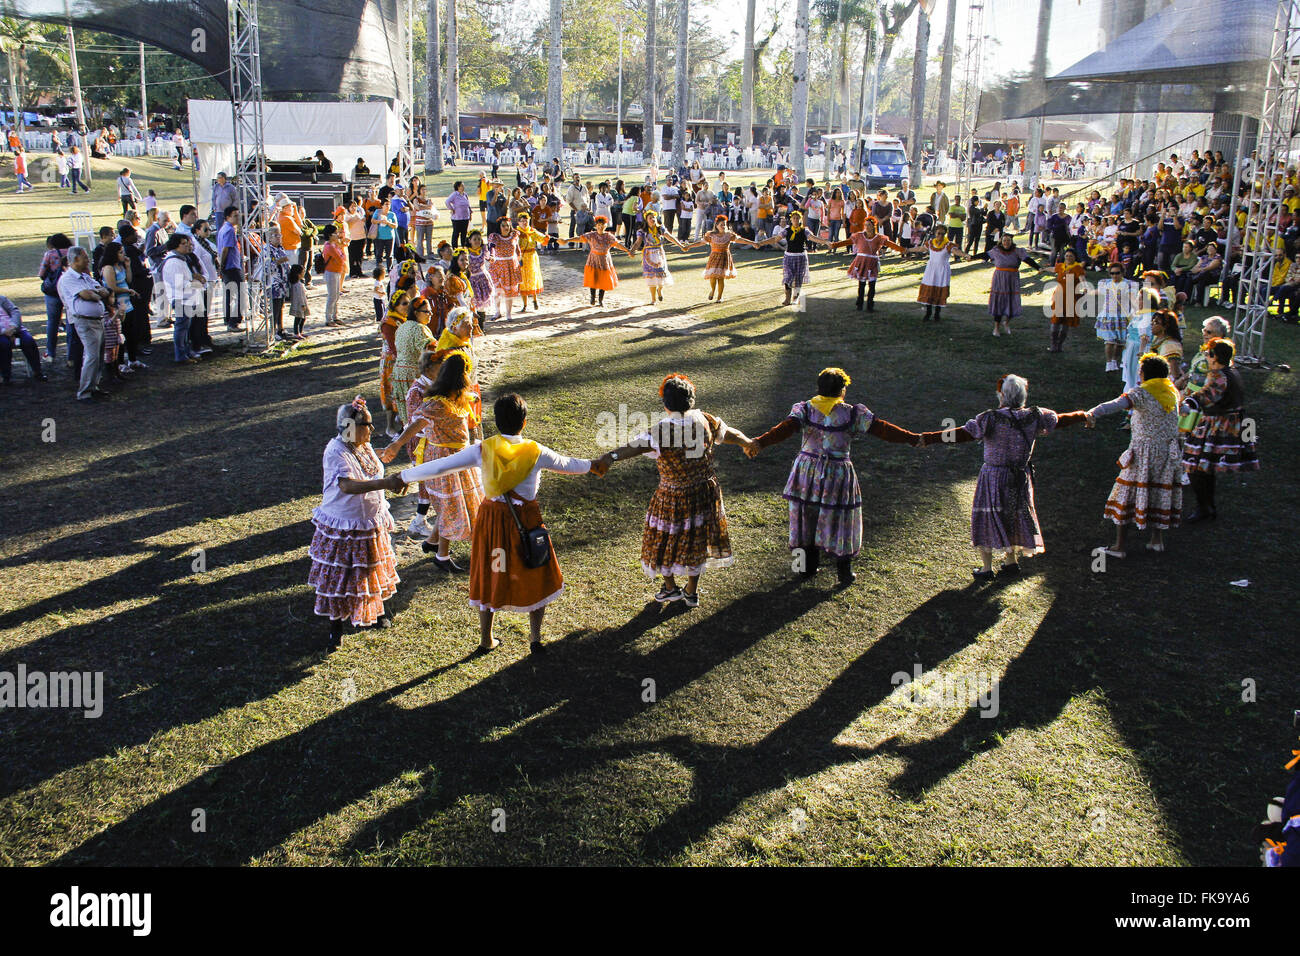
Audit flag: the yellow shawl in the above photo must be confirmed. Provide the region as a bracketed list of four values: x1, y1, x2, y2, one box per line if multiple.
[481, 434, 541, 499]
[436, 328, 468, 352]
[1140, 377, 1179, 413]
[808, 395, 843, 417]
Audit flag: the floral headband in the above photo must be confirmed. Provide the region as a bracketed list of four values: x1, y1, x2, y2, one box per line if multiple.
[350, 396, 367, 412]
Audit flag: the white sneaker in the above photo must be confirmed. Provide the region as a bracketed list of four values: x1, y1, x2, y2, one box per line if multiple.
[407, 514, 433, 539]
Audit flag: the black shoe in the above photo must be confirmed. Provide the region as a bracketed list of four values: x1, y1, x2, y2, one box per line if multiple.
[376, 613, 394, 628]
[1183, 508, 1216, 523]
[836, 560, 856, 587]
[972, 568, 995, 581]
[430, 552, 466, 573]
[91, 387, 112, 399]
[997, 562, 1022, 577]
[530, 640, 547, 654]
[35, 372, 49, 382]
[326, 620, 344, 647]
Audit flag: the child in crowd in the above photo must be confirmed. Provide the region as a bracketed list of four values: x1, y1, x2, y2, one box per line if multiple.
[372, 267, 387, 323]
[289, 264, 310, 337]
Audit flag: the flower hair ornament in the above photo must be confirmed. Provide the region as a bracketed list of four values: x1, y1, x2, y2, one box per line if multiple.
[350, 396, 367, 412]
[658, 373, 695, 398]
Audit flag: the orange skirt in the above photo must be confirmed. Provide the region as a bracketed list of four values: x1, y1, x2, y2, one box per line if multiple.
[468, 497, 564, 613]
[584, 252, 618, 291]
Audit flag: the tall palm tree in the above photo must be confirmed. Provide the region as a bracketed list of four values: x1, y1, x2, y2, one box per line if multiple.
[644, 0, 656, 159]
[934, 0, 957, 150]
[546, 0, 561, 161]
[791, 0, 809, 178]
[740, 0, 755, 147]
[447, 0, 460, 162]
[907, 2, 929, 184]
[672, 0, 688, 168]
[0, 17, 42, 134]
[425, 0, 443, 172]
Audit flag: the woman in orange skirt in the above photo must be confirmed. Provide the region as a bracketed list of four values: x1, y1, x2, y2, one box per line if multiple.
[575, 215, 630, 307]
[398, 392, 608, 653]
[1048, 248, 1088, 353]
[381, 351, 483, 570]
[486, 217, 522, 320]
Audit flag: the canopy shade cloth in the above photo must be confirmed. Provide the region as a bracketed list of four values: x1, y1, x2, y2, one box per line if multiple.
[187, 99, 401, 190]
[977, 0, 1276, 124]
[0, 0, 406, 100]
[973, 119, 1105, 144]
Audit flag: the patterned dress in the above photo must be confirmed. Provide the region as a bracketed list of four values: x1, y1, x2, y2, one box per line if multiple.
[582, 231, 620, 290]
[378, 314, 402, 414]
[917, 238, 956, 305]
[638, 228, 673, 288]
[845, 232, 905, 281]
[1094, 277, 1135, 342]
[1122, 289, 1162, 392]
[639, 410, 734, 577]
[411, 395, 484, 541]
[391, 318, 433, 412]
[404, 374, 433, 504]
[983, 245, 1039, 318]
[307, 438, 400, 626]
[702, 231, 738, 279]
[1091, 387, 1183, 529]
[754, 401, 919, 558]
[486, 231, 522, 298]
[1177, 347, 1211, 435]
[961, 407, 1063, 555]
[466, 247, 495, 309]
[517, 224, 546, 296]
[1182, 367, 1261, 474]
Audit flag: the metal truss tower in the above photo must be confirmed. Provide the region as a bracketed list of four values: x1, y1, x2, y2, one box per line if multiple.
[1233, 0, 1300, 365]
[227, 0, 271, 350]
[955, 0, 985, 200]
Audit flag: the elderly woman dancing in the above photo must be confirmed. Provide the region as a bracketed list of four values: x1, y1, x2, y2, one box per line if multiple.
[597, 374, 753, 609]
[918, 374, 1088, 579]
[744, 367, 921, 586]
[308, 397, 406, 647]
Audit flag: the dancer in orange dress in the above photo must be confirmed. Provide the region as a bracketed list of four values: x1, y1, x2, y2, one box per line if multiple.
[1048, 248, 1088, 353]
[486, 218, 522, 321]
[574, 215, 631, 307]
[687, 215, 760, 303]
[514, 214, 548, 312]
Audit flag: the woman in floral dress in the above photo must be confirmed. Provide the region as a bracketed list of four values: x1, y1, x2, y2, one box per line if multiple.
[1179, 337, 1260, 522]
[919, 374, 1088, 579]
[390, 295, 435, 412]
[1173, 315, 1230, 436]
[486, 218, 522, 320]
[575, 215, 630, 307]
[464, 230, 495, 318]
[308, 397, 405, 646]
[688, 215, 760, 303]
[745, 368, 921, 586]
[514, 213, 547, 312]
[631, 210, 684, 304]
[597, 374, 753, 608]
[381, 351, 484, 571]
[1086, 352, 1183, 555]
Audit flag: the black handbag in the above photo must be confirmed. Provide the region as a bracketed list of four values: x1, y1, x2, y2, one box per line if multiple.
[504, 494, 552, 569]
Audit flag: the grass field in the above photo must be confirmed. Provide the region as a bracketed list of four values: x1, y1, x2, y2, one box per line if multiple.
[1, 158, 1296, 866]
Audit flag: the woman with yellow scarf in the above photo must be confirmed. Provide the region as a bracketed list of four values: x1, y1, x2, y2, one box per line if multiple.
[744, 368, 923, 586]
[381, 352, 484, 571]
[1085, 352, 1183, 555]
[396, 392, 607, 653]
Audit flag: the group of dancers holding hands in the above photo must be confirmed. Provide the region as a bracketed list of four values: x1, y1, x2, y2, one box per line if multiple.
[307, 338, 1259, 648]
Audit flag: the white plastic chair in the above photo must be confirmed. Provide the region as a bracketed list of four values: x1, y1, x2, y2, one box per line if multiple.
[69, 210, 94, 249]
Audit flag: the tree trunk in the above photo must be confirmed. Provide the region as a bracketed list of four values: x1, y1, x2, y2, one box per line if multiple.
[934, 0, 957, 150]
[546, 0, 562, 161]
[1024, 0, 1052, 186]
[790, 0, 809, 178]
[446, 0, 461, 160]
[644, 0, 657, 158]
[426, 0, 443, 172]
[825, 0, 843, 136]
[5, 52, 21, 137]
[907, 5, 929, 184]
[672, 0, 688, 168]
[740, 0, 755, 148]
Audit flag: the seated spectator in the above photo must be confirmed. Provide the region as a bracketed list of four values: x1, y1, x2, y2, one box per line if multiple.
[0, 295, 47, 384]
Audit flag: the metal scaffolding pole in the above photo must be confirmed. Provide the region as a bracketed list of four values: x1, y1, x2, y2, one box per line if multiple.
[228, 0, 270, 351]
[1232, 0, 1300, 366]
[955, 0, 984, 200]
[397, 0, 415, 185]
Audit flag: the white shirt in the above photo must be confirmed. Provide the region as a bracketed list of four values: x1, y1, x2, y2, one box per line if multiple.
[659, 185, 678, 211]
[401, 434, 591, 501]
[162, 252, 204, 308]
[67, 152, 83, 171]
[593, 192, 614, 220]
[57, 269, 107, 319]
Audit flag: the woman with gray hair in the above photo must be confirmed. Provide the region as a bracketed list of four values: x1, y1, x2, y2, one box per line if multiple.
[918, 374, 1089, 580]
[307, 396, 406, 646]
[1173, 315, 1229, 436]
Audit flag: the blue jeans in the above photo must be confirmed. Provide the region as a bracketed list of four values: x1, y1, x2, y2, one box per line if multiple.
[69, 168, 88, 193]
[0, 329, 41, 380]
[44, 293, 63, 357]
[171, 302, 195, 361]
[829, 219, 842, 242]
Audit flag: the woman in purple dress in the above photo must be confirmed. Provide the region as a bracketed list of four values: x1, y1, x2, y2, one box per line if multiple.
[919, 374, 1087, 579]
[464, 230, 495, 318]
[978, 235, 1047, 338]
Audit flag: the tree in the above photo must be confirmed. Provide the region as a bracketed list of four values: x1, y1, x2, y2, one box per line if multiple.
[447, 0, 460, 158]
[934, 0, 957, 149]
[791, 0, 809, 176]
[740, 0, 755, 146]
[426, 0, 442, 172]
[907, 3, 928, 183]
[545, 0, 562, 159]
[672, 0, 687, 166]
[0, 17, 44, 133]
[644, 0, 656, 156]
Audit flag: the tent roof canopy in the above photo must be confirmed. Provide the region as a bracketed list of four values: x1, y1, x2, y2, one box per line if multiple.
[1052, 0, 1275, 85]
[187, 100, 399, 148]
[973, 119, 1105, 143]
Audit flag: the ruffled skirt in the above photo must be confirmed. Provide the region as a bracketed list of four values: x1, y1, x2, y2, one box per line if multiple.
[307, 510, 400, 625]
[641, 476, 733, 577]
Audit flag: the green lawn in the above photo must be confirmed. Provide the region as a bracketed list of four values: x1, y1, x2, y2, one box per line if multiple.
[0, 160, 1296, 866]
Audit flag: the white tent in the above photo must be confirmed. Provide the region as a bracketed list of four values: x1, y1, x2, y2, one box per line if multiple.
[187, 99, 400, 207]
